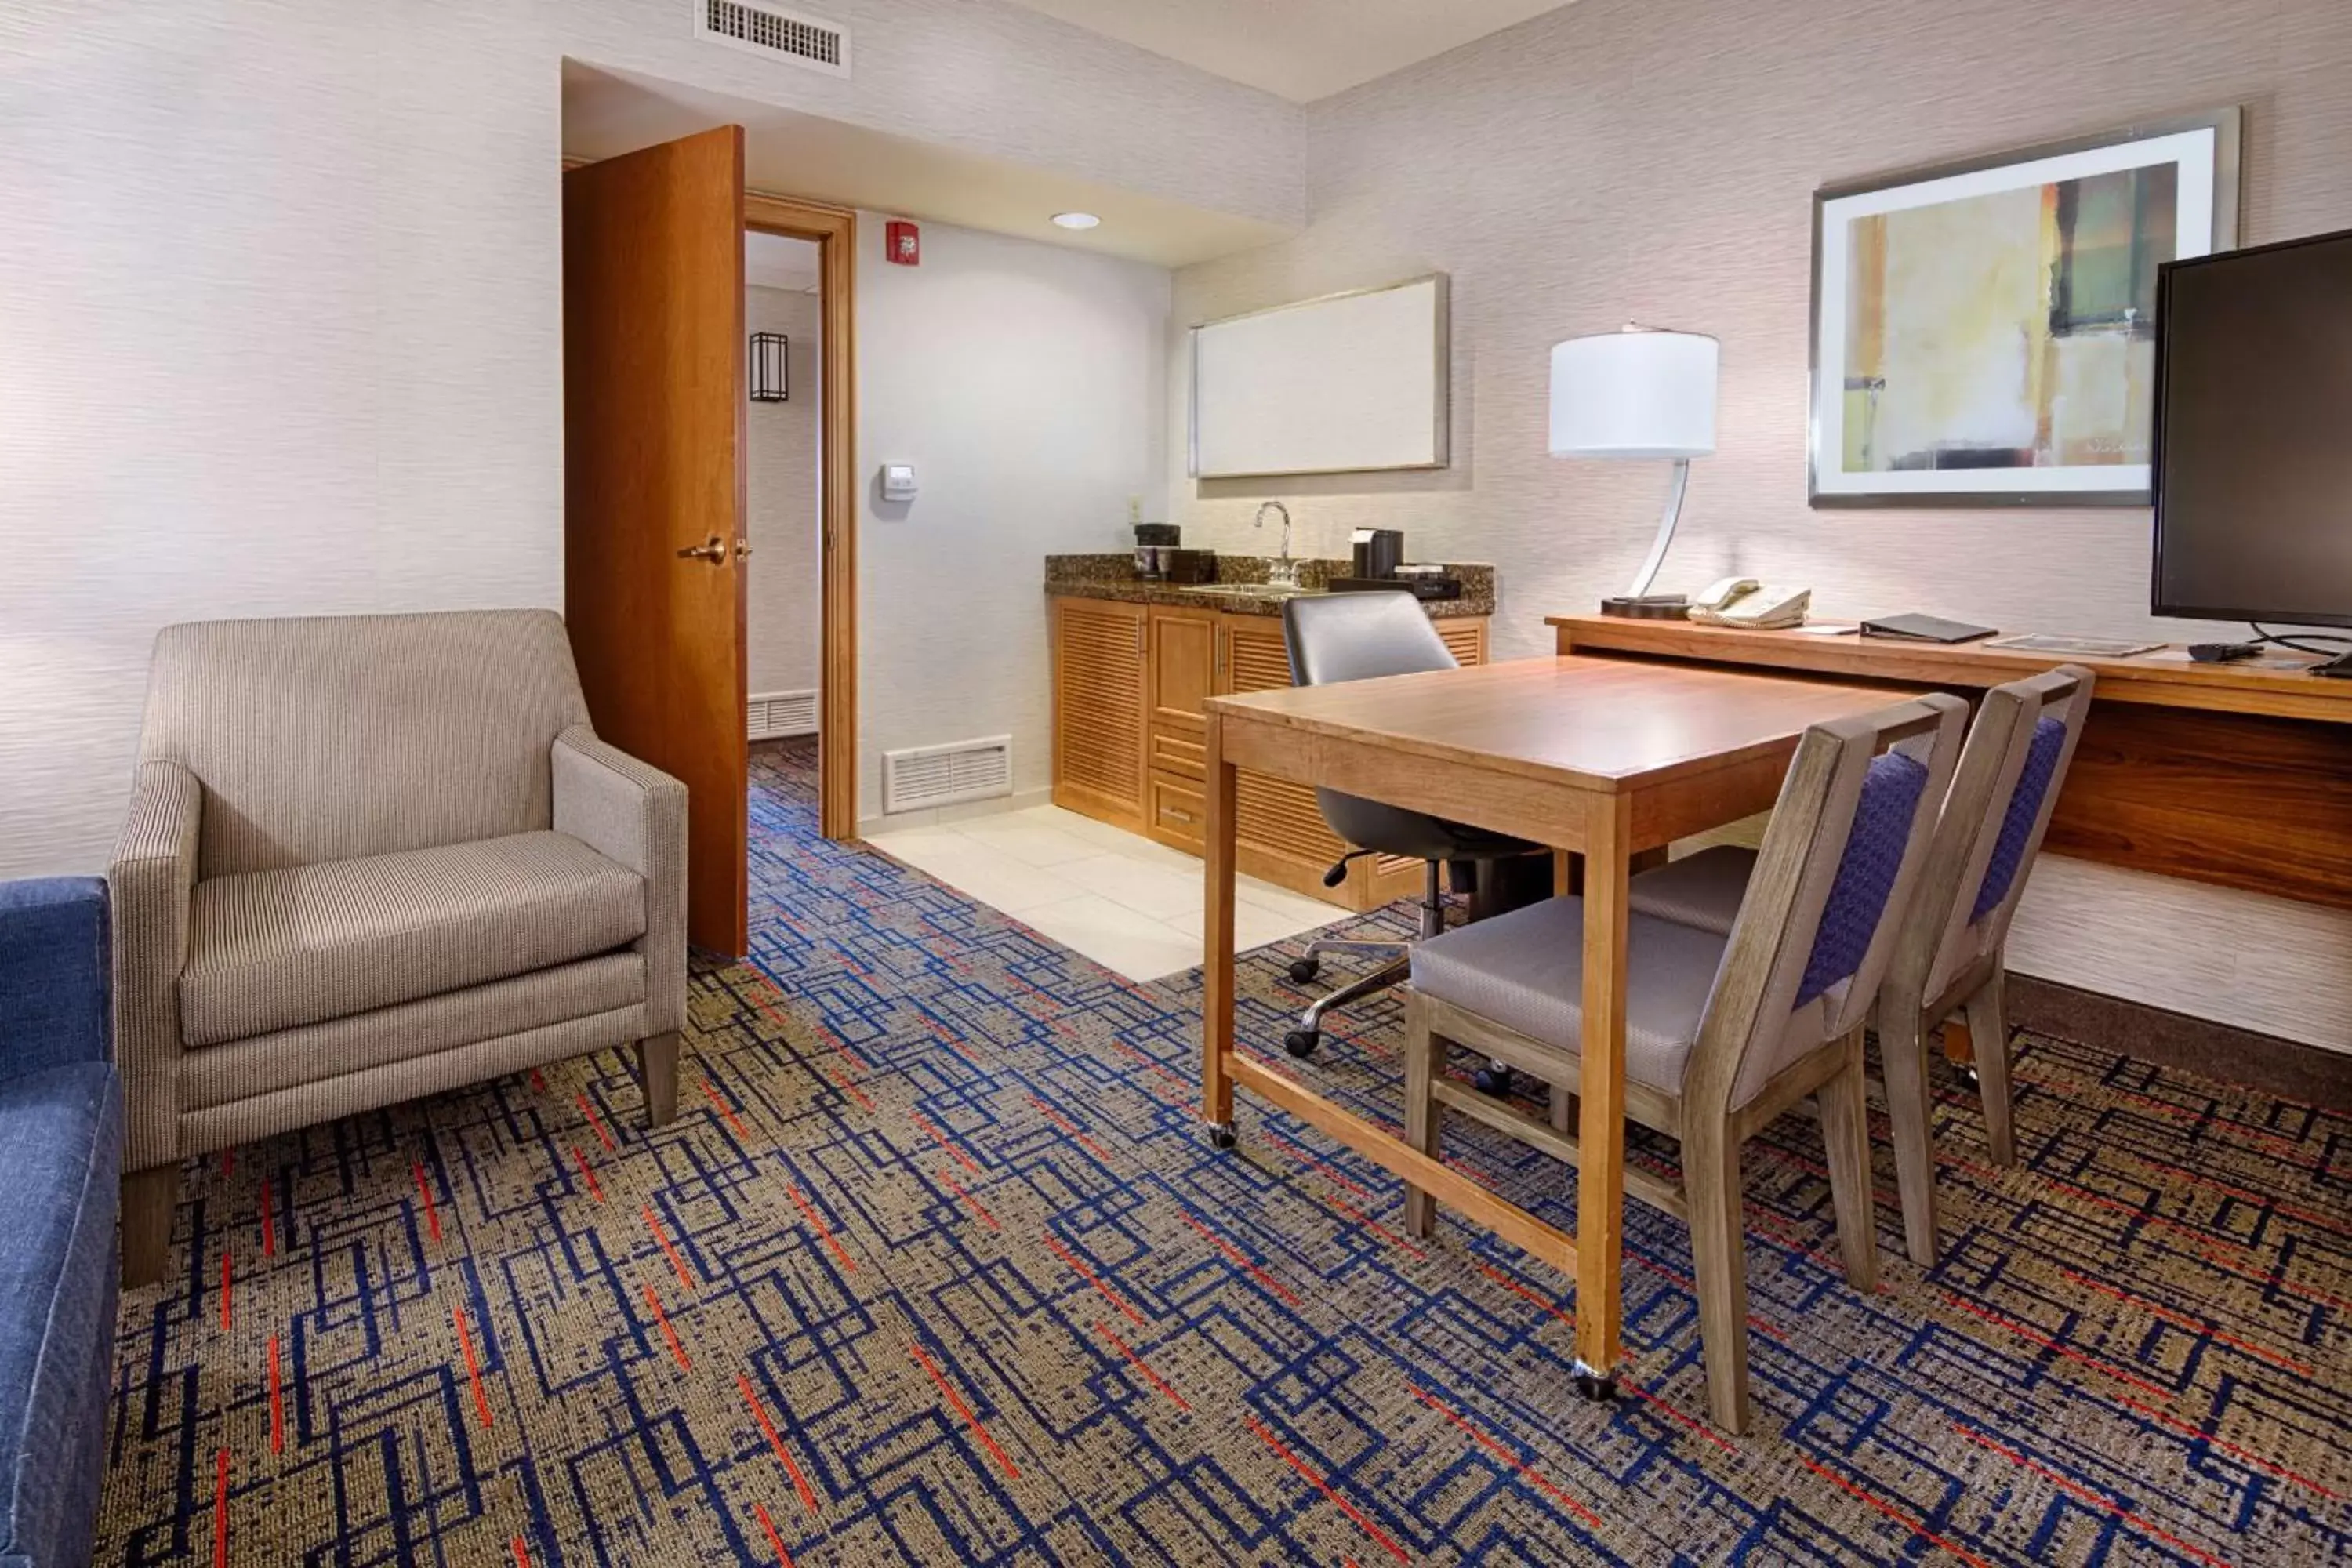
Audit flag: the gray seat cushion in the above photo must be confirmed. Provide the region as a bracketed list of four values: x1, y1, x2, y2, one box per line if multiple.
[1409, 894, 1730, 1094]
[180, 831, 644, 1047]
[1628, 844, 1755, 937]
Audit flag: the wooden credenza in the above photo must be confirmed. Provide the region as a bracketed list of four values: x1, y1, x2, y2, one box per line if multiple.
[1051, 593, 1489, 910]
[1550, 613, 2352, 1101]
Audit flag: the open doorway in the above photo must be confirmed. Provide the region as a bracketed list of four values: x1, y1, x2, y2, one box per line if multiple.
[746, 192, 858, 845]
[742, 230, 826, 796]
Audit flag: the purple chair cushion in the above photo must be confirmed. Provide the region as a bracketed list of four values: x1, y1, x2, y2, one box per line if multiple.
[1796, 750, 1929, 1007]
[1970, 717, 2066, 924]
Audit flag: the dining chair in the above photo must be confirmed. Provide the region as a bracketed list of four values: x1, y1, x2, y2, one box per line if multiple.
[1628, 666, 2092, 1265]
[1401, 694, 1967, 1432]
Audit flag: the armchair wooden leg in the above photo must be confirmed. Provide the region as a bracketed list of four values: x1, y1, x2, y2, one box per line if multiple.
[1402, 1004, 1441, 1240]
[636, 1031, 680, 1127]
[122, 1167, 178, 1289]
[1878, 1010, 1941, 1268]
[1682, 1121, 1751, 1436]
[1818, 1030, 1882, 1295]
[1962, 968, 2016, 1167]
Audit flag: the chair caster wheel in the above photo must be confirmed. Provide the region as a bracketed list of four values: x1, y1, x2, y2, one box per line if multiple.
[1572, 1365, 1618, 1403]
[1283, 1029, 1320, 1059]
[1205, 1121, 1238, 1151]
[1287, 956, 1321, 984]
[1472, 1064, 1512, 1096]
[1951, 1062, 1981, 1091]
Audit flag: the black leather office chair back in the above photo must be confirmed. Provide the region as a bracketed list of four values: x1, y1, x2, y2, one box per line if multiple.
[1284, 590, 1458, 686]
[1283, 593, 1474, 861]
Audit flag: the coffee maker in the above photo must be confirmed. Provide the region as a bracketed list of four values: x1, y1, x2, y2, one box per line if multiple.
[1134, 523, 1180, 580]
[1349, 528, 1406, 580]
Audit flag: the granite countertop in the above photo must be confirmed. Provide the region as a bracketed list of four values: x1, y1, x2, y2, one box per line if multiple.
[1044, 554, 1495, 618]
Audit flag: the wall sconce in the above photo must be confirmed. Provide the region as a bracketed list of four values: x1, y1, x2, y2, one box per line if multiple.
[750, 332, 790, 403]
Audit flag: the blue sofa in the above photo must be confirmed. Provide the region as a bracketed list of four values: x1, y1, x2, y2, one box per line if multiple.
[0, 880, 122, 1568]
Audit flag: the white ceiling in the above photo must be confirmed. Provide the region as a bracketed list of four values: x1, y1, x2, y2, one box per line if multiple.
[563, 64, 1292, 270]
[998, 0, 1573, 103]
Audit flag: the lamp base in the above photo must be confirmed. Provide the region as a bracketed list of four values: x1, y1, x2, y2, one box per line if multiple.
[1599, 593, 1690, 619]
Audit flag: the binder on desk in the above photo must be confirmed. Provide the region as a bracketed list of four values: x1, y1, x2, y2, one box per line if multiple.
[1860, 613, 1997, 645]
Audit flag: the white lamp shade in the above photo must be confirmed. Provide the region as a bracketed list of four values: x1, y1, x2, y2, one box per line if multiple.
[1548, 328, 1719, 459]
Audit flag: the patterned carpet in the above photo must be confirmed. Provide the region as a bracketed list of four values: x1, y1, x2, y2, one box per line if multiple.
[98, 739, 2350, 1565]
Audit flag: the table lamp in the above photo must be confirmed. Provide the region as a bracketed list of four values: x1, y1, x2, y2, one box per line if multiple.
[1548, 325, 1719, 617]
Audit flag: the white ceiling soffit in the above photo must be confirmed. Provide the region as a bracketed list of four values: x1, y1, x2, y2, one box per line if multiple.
[561, 62, 1293, 270]
[996, 0, 1573, 103]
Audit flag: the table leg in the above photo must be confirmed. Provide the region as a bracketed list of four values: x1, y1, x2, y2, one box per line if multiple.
[1573, 792, 1631, 1400]
[1202, 706, 1238, 1149]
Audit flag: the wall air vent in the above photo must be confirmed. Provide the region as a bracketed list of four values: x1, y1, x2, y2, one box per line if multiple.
[749, 690, 818, 740]
[884, 735, 1013, 815]
[695, 0, 851, 77]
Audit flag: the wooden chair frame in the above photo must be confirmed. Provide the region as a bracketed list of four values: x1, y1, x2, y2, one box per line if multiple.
[1875, 665, 2092, 1264]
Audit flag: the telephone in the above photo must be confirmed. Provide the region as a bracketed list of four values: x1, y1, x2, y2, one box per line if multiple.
[1686, 577, 1812, 630]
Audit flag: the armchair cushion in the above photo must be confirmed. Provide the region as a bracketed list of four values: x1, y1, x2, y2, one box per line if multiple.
[179, 832, 644, 1047]
[0, 1061, 121, 1568]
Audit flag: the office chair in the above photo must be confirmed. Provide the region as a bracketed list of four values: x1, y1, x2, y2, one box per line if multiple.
[1627, 666, 2092, 1265]
[1277, 592, 1548, 1062]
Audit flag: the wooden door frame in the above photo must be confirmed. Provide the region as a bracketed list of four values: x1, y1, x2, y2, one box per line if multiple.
[743, 190, 858, 840]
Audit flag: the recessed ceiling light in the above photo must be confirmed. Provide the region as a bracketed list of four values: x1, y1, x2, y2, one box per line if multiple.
[1051, 212, 1101, 230]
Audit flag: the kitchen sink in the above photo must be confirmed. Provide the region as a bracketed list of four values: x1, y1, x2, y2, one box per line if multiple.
[1175, 583, 1310, 598]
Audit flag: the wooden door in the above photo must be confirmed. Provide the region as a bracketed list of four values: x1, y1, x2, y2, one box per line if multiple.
[1051, 597, 1149, 830]
[563, 126, 750, 957]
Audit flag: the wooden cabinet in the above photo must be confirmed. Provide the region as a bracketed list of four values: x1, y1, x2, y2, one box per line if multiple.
[1051, 597, 1149, 830]
[1145, 607, 1218, 786]
[1053, 593, 1490, 910]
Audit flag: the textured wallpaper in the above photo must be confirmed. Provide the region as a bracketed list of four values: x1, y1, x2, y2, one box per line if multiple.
[1172, 0, 2350, 652]
[746, 286, 824, 698]
[1166, 0, 2352, 1047]
[0, 0, 1287, 878]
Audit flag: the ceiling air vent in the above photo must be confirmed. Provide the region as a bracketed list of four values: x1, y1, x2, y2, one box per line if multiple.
[695, 0, 851, 77]
[749, 689, 818, 740]
[884, 735, 1012, 815]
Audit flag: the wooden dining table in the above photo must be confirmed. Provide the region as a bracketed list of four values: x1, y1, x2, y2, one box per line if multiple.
[1199, 652, 1911, 1397]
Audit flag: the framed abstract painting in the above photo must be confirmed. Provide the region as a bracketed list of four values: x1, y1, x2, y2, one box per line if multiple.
[1809, 107, 2241, 507]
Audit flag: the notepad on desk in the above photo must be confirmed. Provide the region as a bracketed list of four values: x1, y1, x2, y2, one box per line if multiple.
[1860, 613, 1997, 644]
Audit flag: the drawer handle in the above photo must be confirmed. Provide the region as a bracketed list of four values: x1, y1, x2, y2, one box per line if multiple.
[1163, 808, 1196, 824]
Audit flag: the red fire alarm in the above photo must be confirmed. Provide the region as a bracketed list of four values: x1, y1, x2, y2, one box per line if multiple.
[885, 220, 920, 266]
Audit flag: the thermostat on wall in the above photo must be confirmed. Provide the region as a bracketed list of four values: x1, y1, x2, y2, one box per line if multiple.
[880, 464, 918, 501]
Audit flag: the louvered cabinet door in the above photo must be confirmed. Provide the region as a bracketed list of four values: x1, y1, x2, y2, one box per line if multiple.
[1051, 597, 1149, 830]
[1218, 617, 1350, 891]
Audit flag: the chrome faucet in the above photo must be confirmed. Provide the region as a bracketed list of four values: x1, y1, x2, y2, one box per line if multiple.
[1254, 501, 1298, 586]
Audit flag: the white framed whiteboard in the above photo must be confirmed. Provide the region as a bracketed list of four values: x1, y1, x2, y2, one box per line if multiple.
[1189, 274, 1450, 479]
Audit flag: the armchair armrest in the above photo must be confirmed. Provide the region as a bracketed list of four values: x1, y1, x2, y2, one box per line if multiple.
[0, 877, 111, 1080]
[553, 727, 687, 1033]
[109, 760, 200, 1171]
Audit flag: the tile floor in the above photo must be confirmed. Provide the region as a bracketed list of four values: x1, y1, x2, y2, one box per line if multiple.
[866, 804, 1349, 980]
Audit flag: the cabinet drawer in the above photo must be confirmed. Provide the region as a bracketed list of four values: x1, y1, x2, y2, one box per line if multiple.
[1147, 773, 1207, 854]
[1151, 730, 1206, 780]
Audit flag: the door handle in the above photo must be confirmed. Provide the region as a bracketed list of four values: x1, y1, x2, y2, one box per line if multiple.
[677, 535, 727, 564]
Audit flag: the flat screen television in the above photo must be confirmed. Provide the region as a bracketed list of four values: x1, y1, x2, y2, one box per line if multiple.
[2151, 226, 2352, 628]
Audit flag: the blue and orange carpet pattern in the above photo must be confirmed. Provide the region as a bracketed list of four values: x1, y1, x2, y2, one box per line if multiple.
[99, 740, 2350, 1563]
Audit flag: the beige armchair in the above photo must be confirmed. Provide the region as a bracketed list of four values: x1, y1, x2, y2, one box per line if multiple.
[109, 610, 687, 1285]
